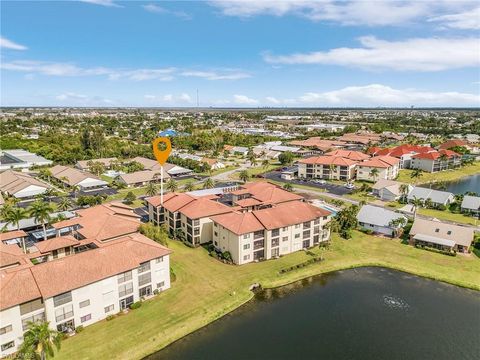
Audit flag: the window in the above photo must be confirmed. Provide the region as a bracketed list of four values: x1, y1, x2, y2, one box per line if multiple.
[138, 272, 152, 286]
[53, 292, 72, 307]
[118, 282, 133, 297]
[243, 254, 250, 261]
[52, 249, 58, 259]
[314, 219, 320, 225]
[447, 230, 452, 235]
[157, 281, 165, 289]
[271, 229, 280, 237]
[303, 221, 311, 228]
[435, 228, 440, 233]
[243, 233, 250, 239]
[0, 325, 12, 335]
[193, 219, 200, 226]
[214, 231, 218, 237]
[1, 341, 14, 352]
[282, 227, 288, 231]
[20, 298, 44, 315]
[282, 236, 288, 242]
[271, 238, 279, 247]
[138, 261, 151, 273]
[104, 304, 114, 313]
[80, 314, 91, 323]
[323, 216, 328, 220]
[156, 256, 164, 263]
[79, 300, 90, 308]
[295, 224, 301, 229]
[303, 230, 310, 239]
[243, 244, 250, 250]
[55, 304, 74, 322]
[271, 248, 280, 257]
[21, 313, 45, 331]
[117, 271, 132, 284]
[295, 234, 300, 239]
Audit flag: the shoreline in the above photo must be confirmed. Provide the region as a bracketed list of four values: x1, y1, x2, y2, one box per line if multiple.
[145, 261, 480, 359]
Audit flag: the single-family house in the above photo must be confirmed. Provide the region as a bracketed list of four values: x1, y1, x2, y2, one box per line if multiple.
[407, 187, 454, 207]
[461, 196, 480, 217]
[49, 165, 108, 190]
[409, 218, 474, 253]
[0, 149, 52, 171]
[75, 158, 117, 172]
[357, 205, 407, 237]
[372, 179, 412, 202]
[0, 170, 52, 200]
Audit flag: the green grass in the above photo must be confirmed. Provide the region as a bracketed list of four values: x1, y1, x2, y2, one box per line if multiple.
[198, 165, 236, 177]
[396, 162, 480, 185]
[344, 192, 376, 202]
[417, 208, 479, 226]
[56, 231, 480, 360]
[231, 163, 280, 180]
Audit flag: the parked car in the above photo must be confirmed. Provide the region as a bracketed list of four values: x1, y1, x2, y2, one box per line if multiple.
[314, 179, 326, 185]
[344, 183, 355, 189]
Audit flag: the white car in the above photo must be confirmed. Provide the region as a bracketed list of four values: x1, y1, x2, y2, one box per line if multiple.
[344, 183, 355, 189]
[316, 180, 326, 185]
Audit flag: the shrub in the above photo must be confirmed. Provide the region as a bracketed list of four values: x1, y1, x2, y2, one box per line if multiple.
[222, 251, 232, 262]
[170, 268, 177, 282]
[436, 204, 447, 211]
[75, 325, 84, 333]
[106, 315, 115, 321]
[123, 191, 136, 205]
[153, 289, 159, 295]
[139, 222, 169, 246]
[129, 301, 142, 310]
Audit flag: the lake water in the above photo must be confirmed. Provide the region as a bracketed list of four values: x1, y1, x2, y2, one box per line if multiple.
[148, 267, 480, 360]
[434, 174, 480, 194]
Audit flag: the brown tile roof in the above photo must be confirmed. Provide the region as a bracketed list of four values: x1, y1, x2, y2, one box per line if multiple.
[299, 156, 358, 166]
[412, 149, 460, 161]
[179, 197, 231, 219]
[241, 182, 303, 204]
[76, 158, 117, 170]
[234, 198, 263, 207]
[211, 212, 265, 235]
[0, 230, 28, 242]
[36, 235, 79, 253]
[0, 170, 51, 195]
[160, 193, 197, 213]
[0, 268, 42, 310]
[439, 139, 468, 149]
[50, 165, 100, 186]
[130, 156, 162, 171]
[30, 233, 172, 300]
[358, 155, 400, 168]
[118, 169, 168, 185]
[325, 149, 370, 161]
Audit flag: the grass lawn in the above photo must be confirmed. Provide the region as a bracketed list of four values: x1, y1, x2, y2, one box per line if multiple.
[56, 231, 480, 360]
[417, 208, 479, 226]
[199, 165, 236, 177]
[344, 191, 376, 203]
[230, 163, 280, 180]
[396, 162, 480, 185]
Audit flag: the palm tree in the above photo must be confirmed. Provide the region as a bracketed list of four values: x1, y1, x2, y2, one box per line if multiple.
[411, 196, 423, 219]
[59, 176, 69, 191]
[4, 207, 28, 253]
[438, 153, 449, 170]
[29, 200, 53, 241]
[0, 203, 13, 222]
[283, 183, 293, 192]
[399, 183, 409, 201]
[184, 181, 195, 192]
[166, 179, 178, 192]
[410, 169, 423, 184]
[145, 182, 158, 197]
[57, 196, 72, 212]
[248, 153, 257, 167]
[39, 168, 52, 183]
[71, 185, 80, 200]
[369, 168, 379, 182]
[17, 320, 62, 360]
[203, 178, 215, 189]
[262, 159, 270, 170]
[329, 164, 336, 180]
[239, 170, 250, 183]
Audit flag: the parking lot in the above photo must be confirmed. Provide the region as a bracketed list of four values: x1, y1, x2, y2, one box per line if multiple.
[265, 171, 354, 196]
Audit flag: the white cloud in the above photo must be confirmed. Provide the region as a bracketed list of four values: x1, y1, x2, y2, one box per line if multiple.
[209, 0, 434, 26]
[265, 96, 281, 104]
[264, 36, 480, 71]
[296, 84, 480, 106]
[181, 70, 251, 80]
[144, 94, 156, 99]
[163, 94, 173, 102]
[233, 94, 258, 105]
[55, 92, 114, 105]
[0, 36, 27, 50]
[429, 7, 480, 30]
[1, 60, 113, 76]
[108, 68, 175, 81]
[179, 93, 192, 102]
[79, 0, 123, 8]
[142, 3, 192, 20]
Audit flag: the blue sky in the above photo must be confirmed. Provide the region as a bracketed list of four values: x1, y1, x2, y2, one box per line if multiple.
[1, 0, 479, 107]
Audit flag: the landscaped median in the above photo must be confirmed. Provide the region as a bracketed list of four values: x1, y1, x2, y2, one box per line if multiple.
[56, 232, 480, 360]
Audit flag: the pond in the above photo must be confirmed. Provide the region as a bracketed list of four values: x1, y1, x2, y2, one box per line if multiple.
[432, 174, 480, 194]
[147, 267, 480, 360]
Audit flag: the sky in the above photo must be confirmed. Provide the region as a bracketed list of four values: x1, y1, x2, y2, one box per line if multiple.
[1, 0, 480, 107]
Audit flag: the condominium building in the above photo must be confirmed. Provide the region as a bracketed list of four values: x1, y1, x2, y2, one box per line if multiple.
[211, 201, 331, 264]
[356, 156, 400, 182]
[146, 182, 317, 248]
[371, 145, 435, 169]
[298, 156, 358, 181]
[0, 203, 171, 357]
[410, 149, 462, 172]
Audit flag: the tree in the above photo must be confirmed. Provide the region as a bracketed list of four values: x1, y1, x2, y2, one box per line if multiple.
[223, 149, 230, 159]
[184, 181, 195, 192]
[123, 191, 136, 205]
[4, 207, 28, 253]
[278, 151, 294, 166]
[145, 183, 158, 197]
[18, 320, 62, 360]
[283, 183, 293, 192]
[59, 176, 69, 191]
[335, 205, 359, 239]
[248, 153, 257, 167]
[399, 183, 410, 201]
[410, 169, 423, 184]
[57, 197, 72, 212]
[166, 179, 178, 192]
[29, 201, 53, 241]
[411, 196, 423, 219]
[239, 170, 250, 183]
[87, 161, 106, 176]
[262, 159, 270, 170]
[438, 153, 449, 170]
[369, 168, 379, 182]
[71, 185, 80, 200]
[39, 168, 53, 183]
[203, 178, 215, 189]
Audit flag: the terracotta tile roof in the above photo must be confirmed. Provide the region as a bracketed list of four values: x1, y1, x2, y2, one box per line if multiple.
[289, 138, 346, 150]
[36, 235, 79, 253]
[234, 198, 263, 207]
[161, 193, 197, 213]
[324, 149, 370, 161]
[231, 188, 251, 195]
[180, 197, 232, 219]
[0, 268, 42, 310]
[0, 242, 27, 269]
[145, 192, 178, 207]
[0, 170, 51, 195]
[375, 144, 435, 158]
[412, 149, 460, 160]
[299, 156, 358, 166]
[211, 212, 265, 235]
[439, 139, 468, 149]
[358, 155, 400, 168]
[366, 146, 382, 155]
[241, 182, 303, 204]
[0, 230, 28, 242]
[29, 233, 172, 300]
[52, 203, 140, 241]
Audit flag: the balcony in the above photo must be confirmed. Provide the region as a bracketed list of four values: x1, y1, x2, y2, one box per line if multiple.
[253, 240, 264, 250]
